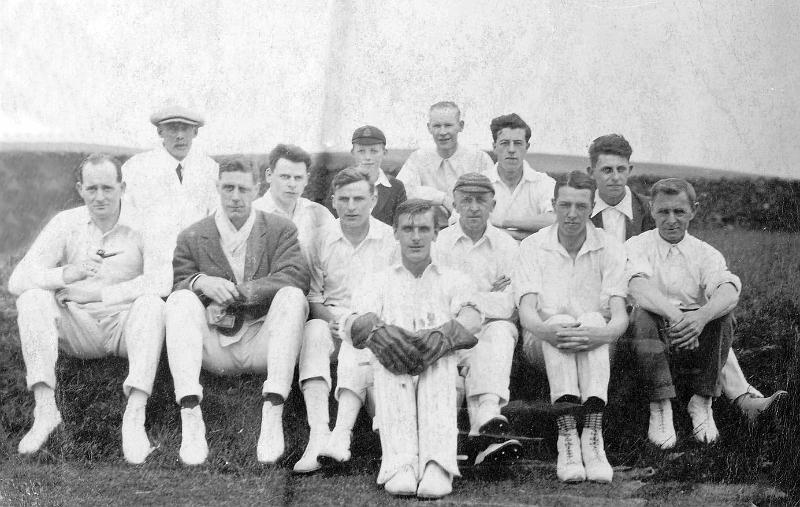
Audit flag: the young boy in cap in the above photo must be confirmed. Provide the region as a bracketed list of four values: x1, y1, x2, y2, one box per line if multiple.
[348, 125, 407, 226]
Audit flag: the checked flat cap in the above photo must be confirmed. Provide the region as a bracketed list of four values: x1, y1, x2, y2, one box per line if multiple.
[150, 106, 205, 127]
[453, 172, 495, 195]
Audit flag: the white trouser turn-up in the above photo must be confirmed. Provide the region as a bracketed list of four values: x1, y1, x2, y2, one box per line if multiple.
[373, 355, 459, 485]
[16, 289, 165, 396]
[165, 287, 307, 403]
[524, 312, 610, 403]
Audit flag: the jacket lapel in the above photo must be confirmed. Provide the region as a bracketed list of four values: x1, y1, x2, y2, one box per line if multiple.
[590, 213, 603, 230]
[244, 213, 268, 280]
[627, 193, 646, 239]
[198, 218, 235, 278]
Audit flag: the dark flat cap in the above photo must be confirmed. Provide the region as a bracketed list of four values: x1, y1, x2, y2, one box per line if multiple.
[150, 106, 205, 127]
[352, 125, 386, 145]
[453, 172, 495, 195]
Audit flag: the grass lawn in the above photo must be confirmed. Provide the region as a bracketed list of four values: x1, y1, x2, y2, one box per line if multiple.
[1, 226, 798, 505]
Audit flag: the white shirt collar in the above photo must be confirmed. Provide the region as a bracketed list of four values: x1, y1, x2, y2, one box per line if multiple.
[375, 169, 392, 188]
[486, 160, 542, 184]
[592, 186, 633, 220]
[326, 217, 386, 247]
[540, 222, 606, 257]
[655, 230, 693, 260]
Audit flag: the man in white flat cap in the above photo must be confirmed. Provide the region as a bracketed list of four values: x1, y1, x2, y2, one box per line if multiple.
[122, 106, 219, 252]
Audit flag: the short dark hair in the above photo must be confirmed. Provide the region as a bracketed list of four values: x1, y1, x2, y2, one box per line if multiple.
[268, 144, 311, 172]
[331, 167, 375, 195]
[490, 113, 531, 143]
[429, 101, 461, 120]
[75, 153, 122, 183]
[588, 134, 633, 168]
[650, 178, 697, 207]
[218, 159, 256, 181]
[554, 170, 596, 201]
[393, 198, 437, 230]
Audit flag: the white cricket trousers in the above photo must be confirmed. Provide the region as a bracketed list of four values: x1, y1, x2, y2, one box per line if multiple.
[373, 355, 459, 485]
[457, 320, 518, 404]
[524, 312, 610, 403]
[165, 287, 309, 403]
[15, 289, 165, 396]
[300, 318, 336, 390]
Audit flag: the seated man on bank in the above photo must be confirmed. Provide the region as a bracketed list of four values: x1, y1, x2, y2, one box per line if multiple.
[343, 199, 484, 499]
[8, 153, 171, 464]
[252, 143, 335, 253]
[165, 160, 313, 466]
[436, 173, 523, 465]
[587, 133, 785, 422]
[514, 171, 628, 483]
[296, 168, 397, 473]
[626, 178, 739, 448]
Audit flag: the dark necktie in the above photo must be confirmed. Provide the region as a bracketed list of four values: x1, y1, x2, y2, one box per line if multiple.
[176, 163, 183, 183]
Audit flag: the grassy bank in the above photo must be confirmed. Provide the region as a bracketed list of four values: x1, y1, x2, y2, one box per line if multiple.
[0, 226, 798, 504]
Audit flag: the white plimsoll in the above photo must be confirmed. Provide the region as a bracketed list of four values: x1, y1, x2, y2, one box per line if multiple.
[319, 389, 361, 464]
[121, 396, 153, 465]
[17, 403, 62, 455]
[293, 379, 331, 473]
[416, 461, 452, 499]
[293, 427, 331, 473]
[687, 394, 719, 444]
[257, 402, 285, 464]
[384, 464, 417, 497]
[179, 406, 208, 466]
[648, 399, 677, 449]
[581, 413, 613, 483]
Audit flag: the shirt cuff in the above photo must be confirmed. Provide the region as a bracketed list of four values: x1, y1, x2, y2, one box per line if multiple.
[189, 273, 206, 292]
[44, 267, 67, 289]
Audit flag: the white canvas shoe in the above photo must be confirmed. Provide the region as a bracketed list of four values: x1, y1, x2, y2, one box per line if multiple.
[318, 427, 353, 464]
[292, 428, 330, 474]
[556, 432, 586, 482]
[384, 464, 418, 497]
[179, 406, 208, 466]
[687, 395, 719, 444]
[122, 402, 153, 464]
[416, 462, 452, 499]
[18, 405, 62, 455]
[648, 400, 677, 449]
[581, 414, 613, 483]
[257, 402, 284, 464]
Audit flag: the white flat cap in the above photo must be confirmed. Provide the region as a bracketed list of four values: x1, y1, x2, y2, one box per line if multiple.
[150, 106, 205, 127]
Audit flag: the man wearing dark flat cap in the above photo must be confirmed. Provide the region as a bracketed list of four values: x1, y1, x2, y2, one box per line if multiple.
[122, 106, 219, 252]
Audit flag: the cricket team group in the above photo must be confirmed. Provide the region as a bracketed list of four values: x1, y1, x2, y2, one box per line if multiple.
[7, 101, 787, 499]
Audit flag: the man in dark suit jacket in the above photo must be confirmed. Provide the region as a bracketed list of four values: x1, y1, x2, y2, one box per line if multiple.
[164, 160, 320, 467]
[587, 133, 785, 424]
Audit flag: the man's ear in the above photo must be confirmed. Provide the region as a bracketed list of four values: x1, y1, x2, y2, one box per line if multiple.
[75, 181, 82, 194]
[586, 165, 594, 176]
[457, 120, 464, 131]
[120, 181, 127, 195]
[156, 126, 164, 138]
[629, 164, 634, 175]
[264, 169, 273, 184]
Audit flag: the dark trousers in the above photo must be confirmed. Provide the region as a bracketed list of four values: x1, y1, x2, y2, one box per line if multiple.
[628, 308, 733, 400]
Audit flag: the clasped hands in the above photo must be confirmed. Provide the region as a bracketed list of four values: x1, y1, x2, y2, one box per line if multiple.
[540, 322, 614, 352]
[56, 251, 104, 306]
[194, 276, 261, 307]
[665, 311, 708, 351]
[344, 312, 479, 376]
